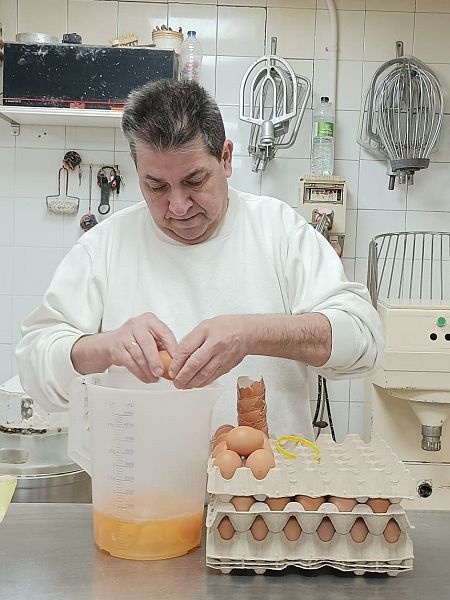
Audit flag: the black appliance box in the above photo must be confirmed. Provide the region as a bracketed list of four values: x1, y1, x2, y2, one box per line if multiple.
[2, 42, 178, 109]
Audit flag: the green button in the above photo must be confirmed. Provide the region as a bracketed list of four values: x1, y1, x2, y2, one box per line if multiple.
[437, 316, 447, 327]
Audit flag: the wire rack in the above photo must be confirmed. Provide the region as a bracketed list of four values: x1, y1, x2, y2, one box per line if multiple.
[368, 231, 450, 306]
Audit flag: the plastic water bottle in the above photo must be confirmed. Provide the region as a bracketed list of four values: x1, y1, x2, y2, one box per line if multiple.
[311, 96, 335, 176]
[180, 31, 203, 83]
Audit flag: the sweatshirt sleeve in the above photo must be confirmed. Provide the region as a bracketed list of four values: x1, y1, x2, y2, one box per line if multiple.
[284, 222, 384, 379]
[15, 242, 104, 412]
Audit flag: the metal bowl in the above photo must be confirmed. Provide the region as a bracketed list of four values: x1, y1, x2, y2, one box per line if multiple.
[15, 32, 59, 44]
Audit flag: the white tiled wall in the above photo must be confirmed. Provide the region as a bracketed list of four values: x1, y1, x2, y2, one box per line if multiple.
[1, 0, 450, 438]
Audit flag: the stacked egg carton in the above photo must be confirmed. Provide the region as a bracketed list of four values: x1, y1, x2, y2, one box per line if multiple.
[206, 433, 415, 576]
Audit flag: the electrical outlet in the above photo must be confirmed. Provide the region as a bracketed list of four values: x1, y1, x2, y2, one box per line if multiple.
[298, 175, 347, 238]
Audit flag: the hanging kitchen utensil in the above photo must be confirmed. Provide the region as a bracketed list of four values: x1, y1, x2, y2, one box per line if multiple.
[239, 37, 311, 173]
[358, 41, 444, 190]
[80, 165, 98, 232]
[96, 165, 118, 215]
[46, 167, 80, 215]
[63, 150, 83, 186]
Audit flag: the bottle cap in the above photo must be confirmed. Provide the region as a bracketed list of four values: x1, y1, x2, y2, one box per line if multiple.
[321, 96, 330, 102]
[187, 30, 196, 36]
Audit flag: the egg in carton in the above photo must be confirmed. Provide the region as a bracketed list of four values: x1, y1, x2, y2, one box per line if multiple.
[207, 499, 412, 545]
[206, 525, 414, 563]
[206, 525, 414, 574]
[207, 433, 416, 501]
[207, 497, 412, 538]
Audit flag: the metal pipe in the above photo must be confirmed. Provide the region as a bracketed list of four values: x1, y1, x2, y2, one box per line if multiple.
[323, 0, 338, 110]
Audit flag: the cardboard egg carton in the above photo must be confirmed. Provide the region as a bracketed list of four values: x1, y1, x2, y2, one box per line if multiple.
[206, 524, 414, 575]
[206, 498, 412, 536]
[206, 554, 413, 576]
[206, 434, 415, 575]
[207, 434, 416, 501]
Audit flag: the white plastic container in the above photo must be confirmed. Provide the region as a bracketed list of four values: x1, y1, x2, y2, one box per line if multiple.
[152, 30, 183, 54]
[180, 30, 203, 83]
[311, 96, 335, 176]
[69, 369, 221, 560]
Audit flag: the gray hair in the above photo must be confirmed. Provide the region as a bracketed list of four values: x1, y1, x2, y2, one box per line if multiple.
[121, 79, 226, 161]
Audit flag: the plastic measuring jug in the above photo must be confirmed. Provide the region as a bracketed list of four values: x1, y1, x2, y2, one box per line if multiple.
[68, 369, 221, 560]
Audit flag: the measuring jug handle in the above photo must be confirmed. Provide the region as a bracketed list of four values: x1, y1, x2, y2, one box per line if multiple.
[68, 376, 92, 475]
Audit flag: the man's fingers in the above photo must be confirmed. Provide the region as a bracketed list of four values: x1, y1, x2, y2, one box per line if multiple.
[107, 313, 180, 382]
[173, 342, 214, 388]
[170, 326, 207, 379]
[123, 340, 158, 382]
[117, 348, 156, 383]
[156, 327, 178, 357]
[133, 329, 163, 377]
[178, 356, 221, 389]
[143, 313, 178, 356]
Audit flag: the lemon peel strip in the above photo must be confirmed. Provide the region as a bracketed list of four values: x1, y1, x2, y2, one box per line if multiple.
[275, 435, 320, 461]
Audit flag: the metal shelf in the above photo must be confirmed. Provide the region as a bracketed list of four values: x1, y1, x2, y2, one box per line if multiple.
[0, 105, 123, 128]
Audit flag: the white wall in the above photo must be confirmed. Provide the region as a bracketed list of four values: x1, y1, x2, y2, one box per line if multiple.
[1, 0, 450, 437]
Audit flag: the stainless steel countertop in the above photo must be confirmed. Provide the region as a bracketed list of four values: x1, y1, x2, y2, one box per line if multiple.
[1, 504, 448, 600]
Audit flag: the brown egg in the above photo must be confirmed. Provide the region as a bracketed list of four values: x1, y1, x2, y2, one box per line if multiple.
[212, 441, 228, 458]
[266, 497, 290, 511]
[350, 517, 369, 543]
[384, 519, 401, 544]
[295, 495, 325, 511]
[246, 449, 276, 480]
[218, 517, 235, 540]
[226, 426, 265, 457]
[231, 496, 255, 511]
[283, 517, 302, 541]
[213, 424, 234, 440]
[262, 437, 273, 453]
[213, 450, 243, 479]
[317, 517, 335, 542]
[159, 350, 173, 380]
[250, 516, 269, 541]
[328, 496, 358, 512]
[212, 432, 229, 449]
[367, 498, 392, 513]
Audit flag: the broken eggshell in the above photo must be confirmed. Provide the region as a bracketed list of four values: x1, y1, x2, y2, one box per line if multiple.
[158, 350, 173, 380]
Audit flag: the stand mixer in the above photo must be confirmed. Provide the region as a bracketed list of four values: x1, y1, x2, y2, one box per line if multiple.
[0, 375, 91, 503]
[367, 231, 450, 509]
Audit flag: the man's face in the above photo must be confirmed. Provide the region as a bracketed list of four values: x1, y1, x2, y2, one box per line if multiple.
[135, 137, 233, 244]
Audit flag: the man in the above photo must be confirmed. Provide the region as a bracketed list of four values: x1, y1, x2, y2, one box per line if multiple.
[16, 80, 383, 437]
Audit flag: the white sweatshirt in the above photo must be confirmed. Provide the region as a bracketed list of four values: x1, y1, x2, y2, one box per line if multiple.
[16, 188, 383, 438]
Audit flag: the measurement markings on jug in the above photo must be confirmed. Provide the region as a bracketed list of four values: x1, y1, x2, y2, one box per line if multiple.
[111, 410, 137, 514]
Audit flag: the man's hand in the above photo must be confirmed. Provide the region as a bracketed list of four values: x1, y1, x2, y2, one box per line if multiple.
[169, 315, 250, 389]
[169, 312, 332, 389]
[71, 312, 178, 383]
